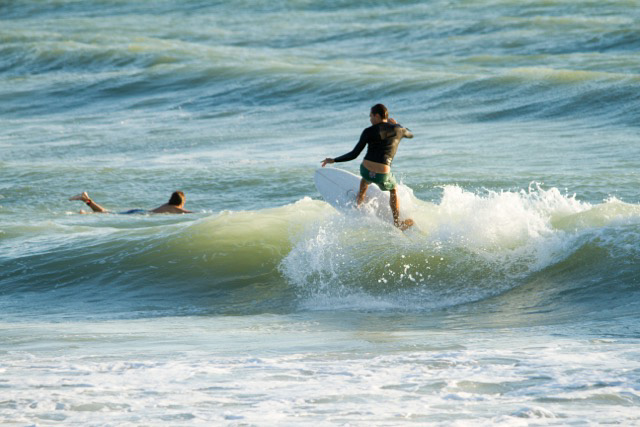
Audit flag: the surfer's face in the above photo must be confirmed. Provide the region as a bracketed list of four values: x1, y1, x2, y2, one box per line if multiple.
[370, 112, 383, 125]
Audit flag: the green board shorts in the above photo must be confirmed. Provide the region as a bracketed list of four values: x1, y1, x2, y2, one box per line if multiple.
[360, 164, 397, 191]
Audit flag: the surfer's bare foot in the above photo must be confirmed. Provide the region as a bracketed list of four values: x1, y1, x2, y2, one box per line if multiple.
[69, 192, 90, 202]
[396, 218, 414, 231]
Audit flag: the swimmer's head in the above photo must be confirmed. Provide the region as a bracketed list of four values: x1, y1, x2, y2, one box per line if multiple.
[370, 104, 388, 125]
[168, 191, 186, 207]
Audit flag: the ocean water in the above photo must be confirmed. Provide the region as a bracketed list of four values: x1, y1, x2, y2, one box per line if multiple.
[2, 0, 640, 425]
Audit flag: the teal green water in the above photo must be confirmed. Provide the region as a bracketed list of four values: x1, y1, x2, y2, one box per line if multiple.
[1, 1, 640, 425]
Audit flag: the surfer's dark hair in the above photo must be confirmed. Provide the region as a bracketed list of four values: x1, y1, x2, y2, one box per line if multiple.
[370, 104, 388, 120]
[168, 191, 185, 206]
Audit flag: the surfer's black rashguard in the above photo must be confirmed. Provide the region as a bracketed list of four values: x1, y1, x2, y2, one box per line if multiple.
[333, 123, 413, 166]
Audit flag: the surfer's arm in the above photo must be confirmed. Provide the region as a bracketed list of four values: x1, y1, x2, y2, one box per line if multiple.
[403, 127, 413, 139]
[391, 118, 413, 139]
[395, 123, 413, 139]
[332, 132, 367, 163]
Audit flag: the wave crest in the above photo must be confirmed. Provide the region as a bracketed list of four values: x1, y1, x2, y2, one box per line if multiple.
[281, 184, 640, 311]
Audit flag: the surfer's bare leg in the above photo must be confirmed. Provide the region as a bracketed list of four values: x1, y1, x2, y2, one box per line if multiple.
[390, 189, 413, 230]
[390, 189, 401, 225]
[69, 192, 108, 213]
[357, 179, 369, 206]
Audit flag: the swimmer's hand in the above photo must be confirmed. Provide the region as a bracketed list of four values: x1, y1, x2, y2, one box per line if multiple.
[321, 158, 335, 167]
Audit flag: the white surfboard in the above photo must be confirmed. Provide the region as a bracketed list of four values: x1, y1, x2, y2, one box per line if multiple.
[314, 167, 382, 209]
[313, 168, 404, 221]
[314, 167, 415, 228]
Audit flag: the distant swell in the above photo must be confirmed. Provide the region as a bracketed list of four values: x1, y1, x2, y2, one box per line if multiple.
[2, 21, 640, 126]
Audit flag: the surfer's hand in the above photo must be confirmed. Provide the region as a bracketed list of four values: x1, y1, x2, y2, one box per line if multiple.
[321, 158, 335, 167]
[388, 118, 397, 124]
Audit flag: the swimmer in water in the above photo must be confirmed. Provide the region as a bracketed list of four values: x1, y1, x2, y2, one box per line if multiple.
[68, 191, 193, 214]
[321, 103, 414, 230]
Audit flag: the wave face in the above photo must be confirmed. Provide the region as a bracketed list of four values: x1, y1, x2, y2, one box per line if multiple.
[2, 186, 639, 324]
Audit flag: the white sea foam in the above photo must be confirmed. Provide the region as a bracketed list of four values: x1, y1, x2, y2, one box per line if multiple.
[282, 183, 639, 312]
[2, 317, 640, 426]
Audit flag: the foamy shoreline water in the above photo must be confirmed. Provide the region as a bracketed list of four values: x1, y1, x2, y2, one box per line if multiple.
[3, 316, 640, 425]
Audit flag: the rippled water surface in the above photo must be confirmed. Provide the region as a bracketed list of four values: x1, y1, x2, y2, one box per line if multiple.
[1, 0, 640, 425]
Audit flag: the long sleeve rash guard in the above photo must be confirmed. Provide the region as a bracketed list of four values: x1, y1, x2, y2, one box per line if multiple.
[333, 122, 413, 166]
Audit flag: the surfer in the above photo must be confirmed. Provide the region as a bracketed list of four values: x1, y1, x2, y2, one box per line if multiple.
[68, 191, 193, 214]
[321, 104, 414, 230]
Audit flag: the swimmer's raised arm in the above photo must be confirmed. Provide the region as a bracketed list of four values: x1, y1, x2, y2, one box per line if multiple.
[69, 192, 108, 213]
